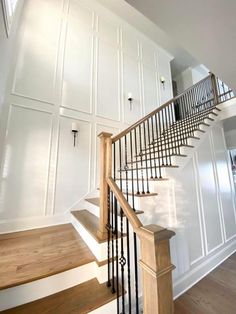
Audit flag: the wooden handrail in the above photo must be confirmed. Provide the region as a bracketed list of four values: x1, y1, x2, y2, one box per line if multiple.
[112, 74, 212, 143]
[107, 176, 143, 231]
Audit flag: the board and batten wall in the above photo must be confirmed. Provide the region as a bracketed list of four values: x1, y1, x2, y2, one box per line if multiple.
[0, 0, 173, 231]
[139, 122, 236, 296]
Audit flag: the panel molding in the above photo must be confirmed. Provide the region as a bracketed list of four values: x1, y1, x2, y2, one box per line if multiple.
[190, 153, 205, 266]
[53, 115, 92, 214]
[1, 103, 54, 219]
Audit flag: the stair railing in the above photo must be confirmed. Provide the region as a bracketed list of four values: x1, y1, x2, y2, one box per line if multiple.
[98, 73, 232, 313]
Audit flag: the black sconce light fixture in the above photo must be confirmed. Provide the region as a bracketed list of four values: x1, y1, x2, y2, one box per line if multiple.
[128, 92, 133, 110]
[71, 122, 79, 147]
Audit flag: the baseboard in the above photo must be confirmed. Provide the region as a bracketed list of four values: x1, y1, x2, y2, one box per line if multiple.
[0, 213, 70, 234]
[173, 239, 236, 299]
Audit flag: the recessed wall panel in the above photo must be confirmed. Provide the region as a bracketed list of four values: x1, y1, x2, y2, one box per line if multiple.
[0, 105, 52, 219]
[96, 40, 119, 120]
[98, 16, 119, 46]
[123, 54, 141, 124]
[55, 117, 91, 214]
[62, 2, 93, 113]
[212, 126, 236, 240]
[197, 136, 223, 252]
[175, 159, 204, 264]
[143, 66, 158, 114]
[122, 29, 139, 58]
[13, 0, 63, 103]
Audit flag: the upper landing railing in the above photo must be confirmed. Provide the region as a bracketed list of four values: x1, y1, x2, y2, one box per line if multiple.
[98, 73, 234, 314]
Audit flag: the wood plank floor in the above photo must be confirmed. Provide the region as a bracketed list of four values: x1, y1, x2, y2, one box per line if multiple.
[175, 253, 236, 314]
[0, 224, 95, 290]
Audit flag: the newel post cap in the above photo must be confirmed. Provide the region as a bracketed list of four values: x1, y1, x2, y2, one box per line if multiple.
[137, 224, 175, 242]
[98, 132, 113, 139]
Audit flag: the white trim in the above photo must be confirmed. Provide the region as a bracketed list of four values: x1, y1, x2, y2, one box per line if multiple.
[173, 239, 236, 299]
[0, 213, 70, 234]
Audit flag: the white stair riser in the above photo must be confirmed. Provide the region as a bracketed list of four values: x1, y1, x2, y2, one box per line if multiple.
[71, 215, 107, 262]
[0, 263, 96, 311]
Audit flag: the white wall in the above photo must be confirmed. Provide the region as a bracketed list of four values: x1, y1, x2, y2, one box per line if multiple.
[0, 0, 24, 174]
[174, 64, 209, 94]
[223, 116, 236, 149]
[0, 0, 173, 229]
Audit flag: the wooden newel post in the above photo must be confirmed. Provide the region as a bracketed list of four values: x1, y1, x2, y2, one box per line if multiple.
[210, 72, 219, 106]
[138, 225, 175, 314]
[97, 132, 113, 240]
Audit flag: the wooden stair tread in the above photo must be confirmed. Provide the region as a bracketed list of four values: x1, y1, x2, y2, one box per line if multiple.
[118, 165, 179, 172]
[117, 177, 169, 181]
[71, 210, 124, 243]
[130, 154, 187, 163]
[118, 210, 144, 216]
[0, 224, 95, 290]
[126, 192, 158, 197]
[85, 197, 100, 207]
[2, 278, 117, 314]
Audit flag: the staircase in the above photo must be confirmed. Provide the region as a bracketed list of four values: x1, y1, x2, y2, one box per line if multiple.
[0, 74, 234, 313]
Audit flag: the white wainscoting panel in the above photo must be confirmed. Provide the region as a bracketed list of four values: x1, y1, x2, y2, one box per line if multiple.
[121, 28, 139, 59]
[196, 135, 224, 253]
[97, 15, 119, 46]
[61, 1, 93, 113]
[157, 48, 173, 105]
[0, 104, 52, 219]
[123, 53, 141, 124]
[0, 0, 174, 228]
[96, 39, 120, 121]
[141, 39, 156, 69]
[12, 0, 63, 103]
[174, 159, 204, 265]
[54, 116, 92, 214]
[142, 65, 159, 114]
[211, 126, 236, 241]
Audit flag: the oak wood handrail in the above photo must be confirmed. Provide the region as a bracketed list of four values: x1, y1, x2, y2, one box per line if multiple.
[112, 74, 212, 143]
[107, 176, 143, 231]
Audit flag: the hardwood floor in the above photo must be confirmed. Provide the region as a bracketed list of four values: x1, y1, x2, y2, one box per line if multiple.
[175, 253, 236, 314]
[1, 278, 117, 314]
[0, 224, 95, 290]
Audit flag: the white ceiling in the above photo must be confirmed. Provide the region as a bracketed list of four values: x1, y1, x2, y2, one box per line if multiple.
[96, 0, 199, 77]
[125, 0, 236, 90]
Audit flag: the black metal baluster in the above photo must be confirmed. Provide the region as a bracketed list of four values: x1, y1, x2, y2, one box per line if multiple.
[124, 135, 132, 313]
[129, 131, 139, 314]
[134, 129, 140, 195]
[111, 190, 115, 293]
[119, 205, 125, 314]
[169, 103, 175, 156]
[150, 114, 161, 179]
[112, 143, 120, 313]
[164, 106, 171, 165]
[138, 125, 145, 194]
[154, 114, 161, 178]
[143, 121, 150, 193]
[157, 111, 164, 169]
[107, 187, 111, 288]
[147, 118, 156, 179]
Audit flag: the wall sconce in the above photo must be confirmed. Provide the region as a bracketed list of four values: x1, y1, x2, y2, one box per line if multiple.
[160, 76, 166, 89]
[128, 92, 133, 110]
[71, 122, 79, 147]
